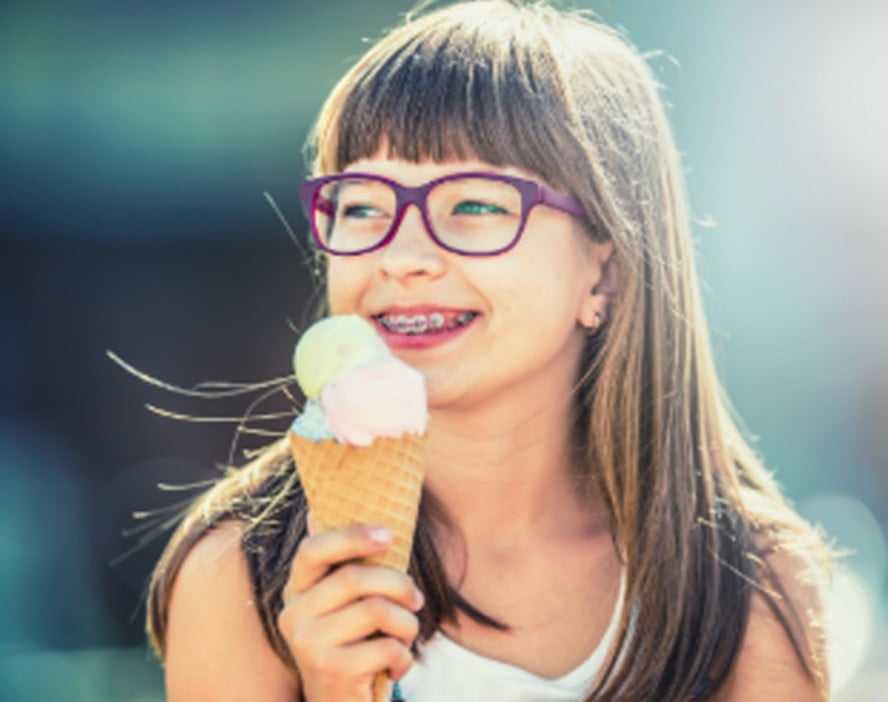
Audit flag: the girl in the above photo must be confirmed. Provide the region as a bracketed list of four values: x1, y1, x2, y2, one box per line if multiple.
[145, 1, 835, 700]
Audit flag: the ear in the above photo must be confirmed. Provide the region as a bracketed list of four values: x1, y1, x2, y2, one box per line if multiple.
[579, 240, 618, 327]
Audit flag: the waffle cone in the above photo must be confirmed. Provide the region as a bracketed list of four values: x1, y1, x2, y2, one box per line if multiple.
[289, 431, 427, 701]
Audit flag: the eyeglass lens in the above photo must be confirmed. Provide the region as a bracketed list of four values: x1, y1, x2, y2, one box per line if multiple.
[312, 176, 523, 254]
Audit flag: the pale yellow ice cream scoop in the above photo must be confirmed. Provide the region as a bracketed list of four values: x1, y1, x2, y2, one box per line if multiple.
[293, 314, 389, 399]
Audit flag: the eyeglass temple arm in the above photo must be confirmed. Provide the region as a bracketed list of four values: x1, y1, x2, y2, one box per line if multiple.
[315, 195, 335, 216]
[539, 186, 585, 217]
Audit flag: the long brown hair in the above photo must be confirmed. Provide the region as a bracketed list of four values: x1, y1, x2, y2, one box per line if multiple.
[144, 2, 835, 699]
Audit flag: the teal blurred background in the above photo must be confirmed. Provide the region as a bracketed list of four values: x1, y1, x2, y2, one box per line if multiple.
[3, 1, 886, 699]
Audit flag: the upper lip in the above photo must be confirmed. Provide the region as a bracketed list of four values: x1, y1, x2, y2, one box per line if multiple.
[371, 305, 480, 317]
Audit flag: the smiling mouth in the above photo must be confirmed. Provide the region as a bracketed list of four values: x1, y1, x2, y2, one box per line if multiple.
[372, 311, 480, 336]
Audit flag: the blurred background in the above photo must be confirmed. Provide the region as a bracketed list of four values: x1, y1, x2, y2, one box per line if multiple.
[2, 0, 886, 699]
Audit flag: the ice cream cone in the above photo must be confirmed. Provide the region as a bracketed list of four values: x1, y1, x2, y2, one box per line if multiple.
[289, 431, 427, 701]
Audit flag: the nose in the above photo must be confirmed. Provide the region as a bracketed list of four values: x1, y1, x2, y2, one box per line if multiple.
[377, 203, 445, 279]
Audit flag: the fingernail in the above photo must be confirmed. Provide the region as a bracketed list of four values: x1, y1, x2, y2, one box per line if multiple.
[368, 527, 392, 544]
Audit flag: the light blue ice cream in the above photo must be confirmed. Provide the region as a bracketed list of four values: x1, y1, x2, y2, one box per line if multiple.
[290, 398, 335, 441]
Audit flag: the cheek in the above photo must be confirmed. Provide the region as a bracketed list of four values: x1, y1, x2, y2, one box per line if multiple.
[325, 259, 365, 314]
[468, 274, 580, 397]
[492, 254, 580, 332]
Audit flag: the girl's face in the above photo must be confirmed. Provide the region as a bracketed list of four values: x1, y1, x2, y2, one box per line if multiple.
[325, 150, 613, 411]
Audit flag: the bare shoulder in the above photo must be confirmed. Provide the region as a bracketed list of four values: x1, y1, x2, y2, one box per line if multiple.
[165, 519, 300, 702]
[714, 541, 830, 701]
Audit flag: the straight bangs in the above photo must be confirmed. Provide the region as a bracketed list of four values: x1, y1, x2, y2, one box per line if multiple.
[307, 9, 588, 202]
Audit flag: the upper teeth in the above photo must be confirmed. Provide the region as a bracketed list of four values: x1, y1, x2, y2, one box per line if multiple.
[379, 311, 475, 332]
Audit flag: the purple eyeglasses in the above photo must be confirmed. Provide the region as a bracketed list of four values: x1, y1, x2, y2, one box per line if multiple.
[300, 171, 586, 256]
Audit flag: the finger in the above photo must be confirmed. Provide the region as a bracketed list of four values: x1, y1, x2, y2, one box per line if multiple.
[314, 636, 413, 683]
[303, 563, 424, 619]
[287, 523, 393, 594]
[314, 596, 421, 651]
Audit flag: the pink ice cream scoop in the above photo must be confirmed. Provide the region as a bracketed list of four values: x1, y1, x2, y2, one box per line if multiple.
[319, 356, 428, 446]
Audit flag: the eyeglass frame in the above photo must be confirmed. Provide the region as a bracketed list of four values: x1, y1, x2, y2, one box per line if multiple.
[299, 170, 587, 257]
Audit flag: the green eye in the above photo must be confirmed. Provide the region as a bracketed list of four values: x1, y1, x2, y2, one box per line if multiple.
[453, 201, 508, 215]
[343, 204, 379, 218]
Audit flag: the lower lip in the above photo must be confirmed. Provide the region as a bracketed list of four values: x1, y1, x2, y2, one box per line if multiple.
[372, 315, 479, 350]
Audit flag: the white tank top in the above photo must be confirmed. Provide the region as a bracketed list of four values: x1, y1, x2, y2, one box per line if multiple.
[398, 567, 633, 702]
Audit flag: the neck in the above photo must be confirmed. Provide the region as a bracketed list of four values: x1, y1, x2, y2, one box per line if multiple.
[422, 381, 605, 560]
